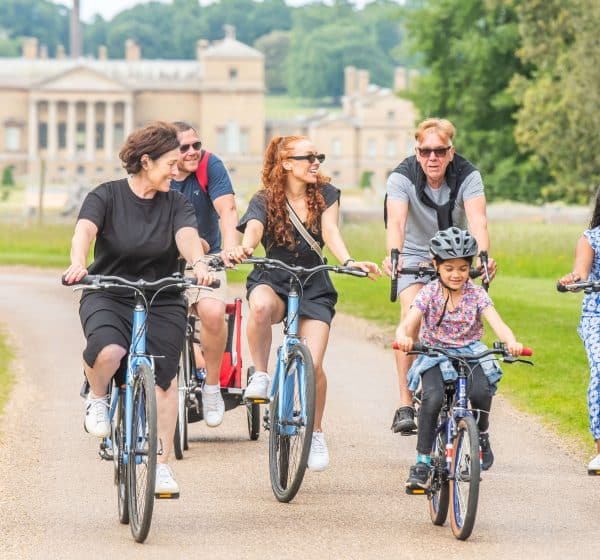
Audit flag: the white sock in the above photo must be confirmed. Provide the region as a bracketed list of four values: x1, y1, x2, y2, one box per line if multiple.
[203, 383, 220, 394]
[88, 390, 107, 400]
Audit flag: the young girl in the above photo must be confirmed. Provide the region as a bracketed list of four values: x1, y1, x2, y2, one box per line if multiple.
[558, 187, 600, 473]
[394, 227, 523, 489]
[230, 135, 380, 471]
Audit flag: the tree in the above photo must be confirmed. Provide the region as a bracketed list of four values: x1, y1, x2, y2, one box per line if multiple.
[254, 30, 291, 93]
[511, 0, 600, 202]
[403, 0, 549, 202]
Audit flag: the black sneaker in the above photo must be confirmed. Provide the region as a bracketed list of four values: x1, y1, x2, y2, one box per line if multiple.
[406, 462, 430, 490]
[479, 432, 494, 471]
[391, 406, 417, 434]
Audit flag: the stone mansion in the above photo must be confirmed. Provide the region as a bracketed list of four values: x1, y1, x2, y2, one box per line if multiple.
[0, 28, 416, 198]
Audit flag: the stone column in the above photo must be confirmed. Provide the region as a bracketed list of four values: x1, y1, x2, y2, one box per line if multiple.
[47, 99, 57, 157]
[104, 101, 114, 161]
[28, 99, 39, 159]
[66, 100, 76, 159]
[124, 100, 133, 139]
[85, 101, 95, 161]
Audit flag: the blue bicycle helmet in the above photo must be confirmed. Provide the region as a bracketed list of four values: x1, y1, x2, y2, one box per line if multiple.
[430, 227, 478, 260]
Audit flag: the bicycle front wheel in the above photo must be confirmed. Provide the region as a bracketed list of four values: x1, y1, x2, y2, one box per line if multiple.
[428, 420, 449, 526]
[269, 343, 315, 503]
[127, 363, 157, 543]
[114, 390, 129, 524]
[449, 415, 480, 540]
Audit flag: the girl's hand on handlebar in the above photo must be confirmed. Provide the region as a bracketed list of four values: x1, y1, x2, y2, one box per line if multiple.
[350, 260, 381, 280]
[477, 255, 497, 282]
[558, 271, 581, 287]
[222, 245, 254, 267]
[63, 262, 88, 285]
[394, 334, 413, 352]
[506, 340, 523, 356]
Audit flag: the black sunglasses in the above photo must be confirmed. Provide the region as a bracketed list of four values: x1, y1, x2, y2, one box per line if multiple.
[288, 153, 326, 164]
[179, 141, 202, 154]
[417, 146, 452, 158]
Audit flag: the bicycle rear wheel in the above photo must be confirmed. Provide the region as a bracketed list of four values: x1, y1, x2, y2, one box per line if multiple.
[174, 338, 192, 459]
[127, 363, 157, 543]
[114, 390, 129, 524]
[449, 415, 480, 540]
[268, 343, 315, 503]
[428, 420, 449, 526]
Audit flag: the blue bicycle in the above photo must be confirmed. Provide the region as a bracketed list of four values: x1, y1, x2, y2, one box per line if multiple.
[243, 257, 368, 502]
[398, 341, 533, 540]
[66, 273, 208, 543]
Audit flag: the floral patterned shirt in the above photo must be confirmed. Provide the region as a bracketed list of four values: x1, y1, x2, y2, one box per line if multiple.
[413, 279, 493, 347]
[582, 227, 600, 316]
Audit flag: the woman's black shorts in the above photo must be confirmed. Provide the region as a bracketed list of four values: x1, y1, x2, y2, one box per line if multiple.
[79, 292, 187, 391]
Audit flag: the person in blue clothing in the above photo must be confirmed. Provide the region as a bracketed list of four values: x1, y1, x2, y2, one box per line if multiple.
[559, 187, 600, 474]
[170, 121, 243, 428]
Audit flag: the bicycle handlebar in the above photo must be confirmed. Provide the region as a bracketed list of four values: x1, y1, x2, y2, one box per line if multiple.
[242, 256, 369, 278]
[556, 280, 600, 293]
[62, 274, 220, 290]
[392, 341, 533, 361]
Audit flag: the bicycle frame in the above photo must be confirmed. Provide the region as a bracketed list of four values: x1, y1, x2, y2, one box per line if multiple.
[270, 280, 307, 437]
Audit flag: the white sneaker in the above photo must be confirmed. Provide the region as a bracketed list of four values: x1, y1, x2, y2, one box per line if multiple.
[244, 371, 270, 400]
[202, 388, 225, 427]
[307, 431, 329, 471]
[155, 463, 179, 497]
[84, 395, 110, 437]
[588, 454, 600, 475]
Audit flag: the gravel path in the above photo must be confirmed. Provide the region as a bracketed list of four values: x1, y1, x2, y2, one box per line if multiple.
[1, 268, 599, 559]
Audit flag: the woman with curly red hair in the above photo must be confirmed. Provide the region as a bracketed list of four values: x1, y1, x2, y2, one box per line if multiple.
[233, 135, 380, 471]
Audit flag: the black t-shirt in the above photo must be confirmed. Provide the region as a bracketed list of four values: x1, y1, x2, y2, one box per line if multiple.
[78, 178, 197, 281]
[237, 183, 340, 268]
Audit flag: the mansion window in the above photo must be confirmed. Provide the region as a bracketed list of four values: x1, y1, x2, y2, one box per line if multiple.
[367, 138, 377, 158]
[229, 68, 238, 80]
[76, 122, 85, 151]
[332, 138, 342, 156]
[5, 125, 21, 152]
[96, 123, 105, 150]
[114, 123, 124, 150]
[386, 138, 397, 158]
[217, 122, 249, 155]
[58, 122, 67, 149]
[38, 123, 48, 149]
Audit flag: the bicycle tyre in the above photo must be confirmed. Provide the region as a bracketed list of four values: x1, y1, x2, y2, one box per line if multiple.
[268, 343, 315, 503]
[174, 342, 191, 459]
[246, 366, 260, 441]
[114, 390, 129, 524]
[127, 363, 157, 543]
[449, 416, 480, 540]
[390, 249, 399, 303]
[428, 421, 449, 526]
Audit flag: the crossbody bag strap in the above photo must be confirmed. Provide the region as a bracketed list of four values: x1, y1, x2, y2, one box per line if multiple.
[286, 201, 324, 263]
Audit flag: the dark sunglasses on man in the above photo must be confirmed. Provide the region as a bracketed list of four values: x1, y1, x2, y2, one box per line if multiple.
[288, 153, 326, 164]
[180, 141, 202, 154]
[416, 146, 452, 158]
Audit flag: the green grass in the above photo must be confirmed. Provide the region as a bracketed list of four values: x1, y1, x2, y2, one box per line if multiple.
[331, 220, 591, 451]
[0, 220, 592, 452]
[265, 94, 339, 120]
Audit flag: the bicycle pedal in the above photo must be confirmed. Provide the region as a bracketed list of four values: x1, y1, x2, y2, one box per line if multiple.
[400, 430, 417, 437]
[405, 486, 429, 495]
[588, 469, 600, 476]
[155, 492, 180, 500]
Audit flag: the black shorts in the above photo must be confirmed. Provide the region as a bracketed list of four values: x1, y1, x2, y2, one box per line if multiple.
[246, 268, 338, 326]
[79, 292, 187, 391]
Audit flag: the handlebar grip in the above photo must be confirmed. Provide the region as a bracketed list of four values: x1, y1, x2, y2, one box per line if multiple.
[556, 282, 568, 292]
[62, 274, 98, 286]
[412, 342, 427, 352]
[208, 279, 220, 289]
[521, 347, 533, 357]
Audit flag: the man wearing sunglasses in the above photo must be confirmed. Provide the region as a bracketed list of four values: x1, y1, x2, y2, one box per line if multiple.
[171, 121, 242, 428]
[383, 118, 496, 438]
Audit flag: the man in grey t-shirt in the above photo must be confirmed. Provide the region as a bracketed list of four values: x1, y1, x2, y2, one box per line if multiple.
[383, 118, 496, 435]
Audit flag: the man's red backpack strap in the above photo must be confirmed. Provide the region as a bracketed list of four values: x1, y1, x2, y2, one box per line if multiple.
[195, 150, 211, 193]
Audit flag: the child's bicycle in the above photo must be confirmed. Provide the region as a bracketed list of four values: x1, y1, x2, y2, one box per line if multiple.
[241, 256, 369, 502]
[393, 341, 533, 540]
[389, 248, 490, 302]
[65, 273, 216, 543]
